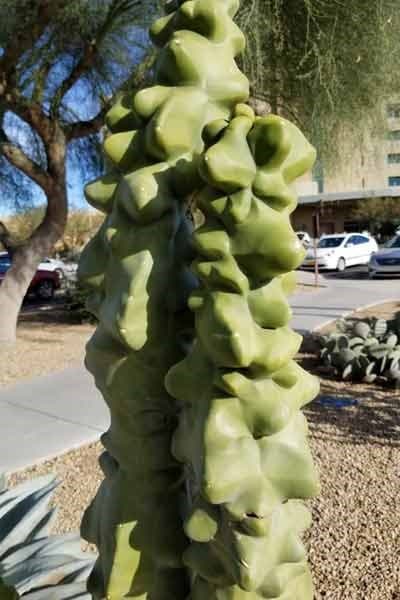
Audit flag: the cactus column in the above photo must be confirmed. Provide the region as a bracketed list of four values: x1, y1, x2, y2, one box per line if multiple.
[81, 0, 320, 598]
[79, 0, 249, 598]
[166, 105, 320, 598]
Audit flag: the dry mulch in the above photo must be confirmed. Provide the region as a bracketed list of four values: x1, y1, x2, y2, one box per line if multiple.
[0, 305, 94, 387]
[304, 353, 400, 599]
[5, 304, 400, 598]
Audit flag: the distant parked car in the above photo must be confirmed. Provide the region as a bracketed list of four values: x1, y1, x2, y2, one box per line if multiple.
[0, 253, 62, 299]
[296, 231, 311, 247]
[369, 235, 400, 277]
[39, 257, 78, 280]
[302, 233, 378, 271]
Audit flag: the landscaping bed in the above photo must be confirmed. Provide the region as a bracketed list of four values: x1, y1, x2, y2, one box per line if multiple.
[5, 302, 400, 598]
[0, 301, 94, 387]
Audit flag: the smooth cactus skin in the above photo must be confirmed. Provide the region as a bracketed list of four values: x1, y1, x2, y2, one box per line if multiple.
[79, 1, 250, 598]
[166, 107, 320, 598]
[80, 0, 319, 598]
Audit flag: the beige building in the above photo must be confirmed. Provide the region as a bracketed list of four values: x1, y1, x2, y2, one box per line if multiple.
[293, 103, 400, 235]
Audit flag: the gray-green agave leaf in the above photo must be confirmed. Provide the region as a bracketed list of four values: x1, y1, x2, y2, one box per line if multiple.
[0, 475, 93, 599]
[353, 321, 370, 339]
[22, 581, 90, 599]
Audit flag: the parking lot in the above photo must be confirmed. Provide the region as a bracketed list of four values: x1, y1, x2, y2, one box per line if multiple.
[302, 264, 400, 280]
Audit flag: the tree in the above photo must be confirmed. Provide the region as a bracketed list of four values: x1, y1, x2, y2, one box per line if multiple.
[0, 207, 104, 256]
[352, 197, 400, 238]
[0, 0, 160, 343]
[236, 0, 400, 164]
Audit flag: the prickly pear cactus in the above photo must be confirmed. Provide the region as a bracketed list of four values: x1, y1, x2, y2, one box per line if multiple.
[320, 317, 400, 385]
[80, 0, 320, 598]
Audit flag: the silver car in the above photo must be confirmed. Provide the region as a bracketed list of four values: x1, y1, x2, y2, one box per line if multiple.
[369, 235, 400, 277]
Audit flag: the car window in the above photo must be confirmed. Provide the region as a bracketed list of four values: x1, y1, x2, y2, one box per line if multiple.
[355, 235, 369, 245]
[385, 236, 400, 248]
[345, 235, 359, 246]
[318, 237, 345, 248]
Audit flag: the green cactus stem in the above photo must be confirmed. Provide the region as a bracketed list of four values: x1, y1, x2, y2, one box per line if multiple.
[79, 1, 250, 598]
[80, 0, 320, 597]
[166, 108, 320, 598]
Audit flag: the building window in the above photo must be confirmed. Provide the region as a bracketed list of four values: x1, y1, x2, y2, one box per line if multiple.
[388, 153, 400, 164]
[388, 176, 400, 186]
[387, 104, 400, 118]
[387, 130, 400, 140]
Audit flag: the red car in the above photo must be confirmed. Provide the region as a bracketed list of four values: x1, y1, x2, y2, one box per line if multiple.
[0, 253, 62, 300]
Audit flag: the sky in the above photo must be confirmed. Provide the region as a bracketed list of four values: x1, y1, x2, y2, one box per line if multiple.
[0, 20, 149, 217]
[0, 79, 103, 217]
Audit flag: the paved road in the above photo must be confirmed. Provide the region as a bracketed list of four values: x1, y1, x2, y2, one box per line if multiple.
[292, 267, 399, 333]
[0, 268, 398, 473]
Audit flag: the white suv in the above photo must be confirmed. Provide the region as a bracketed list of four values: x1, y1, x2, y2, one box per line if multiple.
[303, 233, 378, 271]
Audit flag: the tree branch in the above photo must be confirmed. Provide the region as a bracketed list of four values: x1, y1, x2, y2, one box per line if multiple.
[1, 87, 54, 150]
[65, 107, 109, 140]
[0, 1, 65, 94]
[51, 44, 97, 118]
[50, 0, 146, 118]
[1, 142, 52, 192]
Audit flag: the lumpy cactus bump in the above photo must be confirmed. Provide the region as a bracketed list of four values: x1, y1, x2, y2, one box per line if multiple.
[79, 1, 320, 598]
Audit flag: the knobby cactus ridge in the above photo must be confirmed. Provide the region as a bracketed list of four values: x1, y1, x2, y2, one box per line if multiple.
[79, 0, 320, 598]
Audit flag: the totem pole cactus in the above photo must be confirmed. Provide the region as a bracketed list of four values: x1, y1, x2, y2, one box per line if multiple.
[80, 0, 320, 598]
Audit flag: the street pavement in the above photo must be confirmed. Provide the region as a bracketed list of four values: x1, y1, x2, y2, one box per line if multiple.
[292, 267, 399, 333]
[0, 268, 398, 473]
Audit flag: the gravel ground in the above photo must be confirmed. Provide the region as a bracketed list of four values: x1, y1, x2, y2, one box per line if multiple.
[5, 302, 400, 598]
[8, 370, 399, 599]
[0, 317, 94, 387]
[306, 378, 400, 600]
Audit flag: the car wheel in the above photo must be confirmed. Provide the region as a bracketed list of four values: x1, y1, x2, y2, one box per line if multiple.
[337, 257, 346, 272]
[36, 279, 55, 300]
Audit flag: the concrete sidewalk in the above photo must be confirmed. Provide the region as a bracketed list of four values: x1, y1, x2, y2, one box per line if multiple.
[0, 367, 109, 474]
[1, 270, 398, 473]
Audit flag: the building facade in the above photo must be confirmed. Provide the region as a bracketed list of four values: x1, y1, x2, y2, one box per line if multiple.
[293, 103, 400, 235]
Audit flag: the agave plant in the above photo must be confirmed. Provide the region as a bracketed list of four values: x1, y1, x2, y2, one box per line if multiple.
[0, 474, 94, 599]
[319, 316, 400, 385]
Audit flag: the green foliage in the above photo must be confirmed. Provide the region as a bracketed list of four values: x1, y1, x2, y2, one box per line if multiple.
[351, 198, 400, 237]
[1, 209, 103, 254]
[0, 209, 45, 248]
[0, 0, 161, 206]
[319, 315, 400, 385]
[0, 474, 94, 599]
[236, 0, 400, 163]
[80, 1, 319, 598]
[65, 280, 97, 324]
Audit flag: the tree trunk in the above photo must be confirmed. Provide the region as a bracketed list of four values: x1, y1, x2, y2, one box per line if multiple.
[0, 179, 67, 345]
